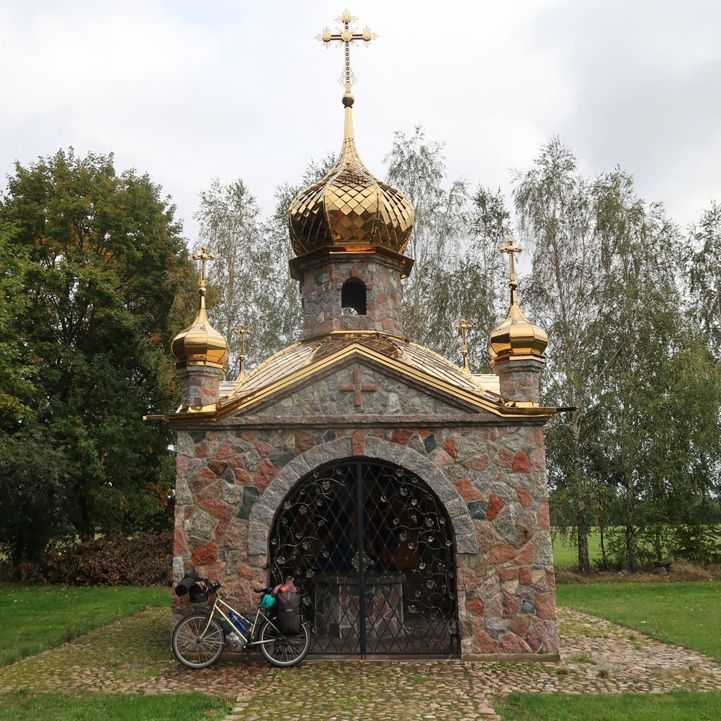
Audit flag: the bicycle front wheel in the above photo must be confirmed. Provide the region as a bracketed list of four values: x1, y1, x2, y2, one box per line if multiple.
[172, 613, 225, 669]
[258, 620, 311, 667]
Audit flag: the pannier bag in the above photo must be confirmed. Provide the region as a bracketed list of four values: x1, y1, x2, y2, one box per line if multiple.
[175, 572, 211, 604]
[174, 571, 200, 597]
[276, 590, 301, 634]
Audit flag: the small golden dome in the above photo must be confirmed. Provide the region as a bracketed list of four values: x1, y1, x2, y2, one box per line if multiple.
[489, 236, 548, 364]
[488, 299, 548, 363]
[171, 247, 229, 370]
[288, 94, 415, 256]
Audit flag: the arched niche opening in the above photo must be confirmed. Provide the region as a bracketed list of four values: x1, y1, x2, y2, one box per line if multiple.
[267, 458, 459, 657]
[341, 278, 367, 316]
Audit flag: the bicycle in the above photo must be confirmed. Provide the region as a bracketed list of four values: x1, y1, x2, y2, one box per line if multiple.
[171, 579, 311, 668]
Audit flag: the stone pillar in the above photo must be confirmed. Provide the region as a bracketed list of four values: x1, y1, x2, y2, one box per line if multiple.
[494, 358, 545, 404]
[290, 248, 412, 339]
[176, 365, 224, 409]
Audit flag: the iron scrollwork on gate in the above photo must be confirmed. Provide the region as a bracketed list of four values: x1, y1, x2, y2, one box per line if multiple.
[268, 459, 458, 656]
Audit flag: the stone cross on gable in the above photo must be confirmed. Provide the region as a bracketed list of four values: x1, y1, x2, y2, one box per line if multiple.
[339, 366, 377, 407]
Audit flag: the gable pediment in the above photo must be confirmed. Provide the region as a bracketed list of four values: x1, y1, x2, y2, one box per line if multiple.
[227, 357, 482, 418]
[211, 342, 548, 421]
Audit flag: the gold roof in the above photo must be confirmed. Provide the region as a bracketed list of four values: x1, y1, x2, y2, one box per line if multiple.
[171, 246, 229, 370]
[488, 237, 548, 364]
[228, 332, 500, 404]
[146, 330, 557, 422]
[173, 331, 555, 421]
[288, 97, 414, 256]
[488, 301, 548, 363]
[288, 12, 414, 256]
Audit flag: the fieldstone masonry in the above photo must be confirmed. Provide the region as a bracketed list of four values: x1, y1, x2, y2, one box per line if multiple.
[290, 249, 409, 338]
[176, 365, 224, 410]
[171, 360, 559, 659]
[494, 358, 544, 404]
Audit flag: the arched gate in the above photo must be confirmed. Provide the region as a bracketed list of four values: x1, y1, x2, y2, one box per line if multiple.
[268, 459, 459, 656]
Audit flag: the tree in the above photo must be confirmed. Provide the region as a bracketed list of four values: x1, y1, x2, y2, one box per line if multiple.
[0, 148, 193, 549]
[0, 222, 36, 431]
[196, 160, 337, 376]
[687, 201, 721, 353]
[593, 204, 677, 569]
[195, 178, 276, 375]
[514, 139, 603, 573]
[592, 190, 721, 569]
[516, 140, 721, 572]
[0, 430, 65, 564]
[462, 186, 511, 370]
[384, 127, 507, 368]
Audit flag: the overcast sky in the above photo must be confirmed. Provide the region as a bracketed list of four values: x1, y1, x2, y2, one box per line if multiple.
[1, 0, 719, 243]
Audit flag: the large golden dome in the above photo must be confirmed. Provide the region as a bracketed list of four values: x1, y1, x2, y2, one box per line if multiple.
[288, 94, 415, 256]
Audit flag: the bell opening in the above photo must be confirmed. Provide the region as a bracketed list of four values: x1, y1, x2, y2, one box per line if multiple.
[341, 279, 367, 316]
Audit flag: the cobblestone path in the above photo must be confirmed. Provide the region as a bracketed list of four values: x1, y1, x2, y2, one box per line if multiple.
[2, 605, 721, 720]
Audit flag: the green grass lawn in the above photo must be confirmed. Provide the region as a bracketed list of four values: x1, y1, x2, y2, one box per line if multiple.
[0, 583, 169, 666]
[0, 691, 231, 721]
[557, 580, 721, 659]
[495, 690, 721, 721]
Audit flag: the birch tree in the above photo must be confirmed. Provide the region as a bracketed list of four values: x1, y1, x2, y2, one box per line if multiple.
[514, 139, 603, 573]
[384, 127, 507, 368]
[195, 178, 299, 375]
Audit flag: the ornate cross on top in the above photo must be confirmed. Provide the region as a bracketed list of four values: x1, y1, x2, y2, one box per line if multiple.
[339, 367, 377, 408]
[318, 10, 376, 95]
[192, 245, 215, 287]
[454, 318, 472, 375]
[237, 324, 251, 378]
[499, 236, 523, 290]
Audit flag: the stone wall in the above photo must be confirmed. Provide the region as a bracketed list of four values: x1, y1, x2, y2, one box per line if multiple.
[176, 365, 224, 410]
[259, 364, 482, 417]
[172, 415, 558, 659]
[296, 253, 406, 338]
[494, 358, 544, 404]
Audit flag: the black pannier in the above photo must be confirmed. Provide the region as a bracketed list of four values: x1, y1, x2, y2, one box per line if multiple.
[175, 572, 211, 604]
[276, 590, 301, 634]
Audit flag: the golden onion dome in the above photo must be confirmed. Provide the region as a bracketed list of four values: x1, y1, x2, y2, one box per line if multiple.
[171, 248, 229, 370]
[488, 297, 548, 363]
[288, 93, 415, 256]
[488, 236, 548, 364]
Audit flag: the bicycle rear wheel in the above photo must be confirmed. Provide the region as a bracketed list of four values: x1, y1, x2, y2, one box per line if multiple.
[258, 620, 311, 667]
[172, 613, 225, 669]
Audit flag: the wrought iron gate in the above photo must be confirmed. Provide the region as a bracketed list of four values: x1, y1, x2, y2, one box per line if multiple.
[268, 459, 458, 656]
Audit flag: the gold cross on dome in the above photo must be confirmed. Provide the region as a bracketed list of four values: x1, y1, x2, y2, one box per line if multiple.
[317, 10, 377, 94]
[339, 367, 377, 407]
[499, 236, 523, 288]
[454, 318, 472, 375]
[192, 245, 215, 287]
[238, 324, 251, 377]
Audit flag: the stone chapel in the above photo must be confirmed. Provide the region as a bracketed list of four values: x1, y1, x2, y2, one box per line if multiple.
[156, 12, 559, 660]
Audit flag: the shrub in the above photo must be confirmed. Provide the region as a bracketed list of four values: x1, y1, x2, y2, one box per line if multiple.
[670, 524, 721, 565]
[10, 531, 172, 586]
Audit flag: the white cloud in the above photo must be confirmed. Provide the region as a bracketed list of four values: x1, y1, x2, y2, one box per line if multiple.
[1, 0, 718, 244]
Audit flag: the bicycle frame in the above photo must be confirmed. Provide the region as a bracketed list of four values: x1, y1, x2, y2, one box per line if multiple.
[200, 593, 281, 647]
